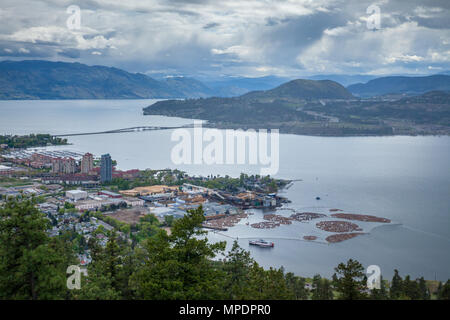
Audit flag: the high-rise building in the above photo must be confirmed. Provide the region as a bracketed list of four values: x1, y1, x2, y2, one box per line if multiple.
[100, 154, 112, 183]
[51, 157, 76, 174]
[80, 152, 94, 174]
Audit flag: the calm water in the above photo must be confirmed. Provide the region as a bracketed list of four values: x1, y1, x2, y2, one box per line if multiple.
[1, 99, 449, 280]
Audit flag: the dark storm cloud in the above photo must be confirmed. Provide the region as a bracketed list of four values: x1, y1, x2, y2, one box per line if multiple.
[257, 11, 348, 64]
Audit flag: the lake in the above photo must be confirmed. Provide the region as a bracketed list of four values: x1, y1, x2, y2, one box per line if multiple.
[1, 99, 449, 281]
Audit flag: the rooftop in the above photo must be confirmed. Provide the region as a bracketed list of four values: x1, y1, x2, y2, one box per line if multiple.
[66, 189, 87, 195]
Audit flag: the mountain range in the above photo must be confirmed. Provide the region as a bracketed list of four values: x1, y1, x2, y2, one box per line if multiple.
[2, 60, 450, 100]
[0, 60, 289, 99]
[347, 75, 450, 97]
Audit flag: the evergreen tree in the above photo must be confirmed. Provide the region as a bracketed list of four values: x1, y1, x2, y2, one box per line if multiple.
[76, 233, 135, 299]
[311, 274, 333, 300]
[222, 241, 255, 299]
[437, 280, 450, 300]
[390, 269, 403, 299]
[402, 275, 421, 300]
[0, 198, 75, 299]
[245, 264, 293, 300]
[311, 274, 323, 300]
[332, 259, 367, 300]
[370, 275, 388, 300]
[285, 272, 308, 300]
[320, 278, 334, 300]
[418, 277, 430, 300]
[130, 206, 226, 299]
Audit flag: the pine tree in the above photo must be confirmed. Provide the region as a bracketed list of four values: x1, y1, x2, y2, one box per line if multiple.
[311, 274, 333, 300]
[311, 274, 322, 300]
[403, 275, 421, 300]
[129, 205, 226, 299]
[0, 198, 75, 299]
[437, 280, 450, 300]
[321, 278, 334, 300]
[222, 240, 255, 299]
[390, 269, 403, 299]
[245, 264, 293, 299]
[370, 275, 388, 300]
[285, 272, 308, 300]
[75, 232, 134, 299]
[418, 277, 430, 300]
[332, 259, 367, 300]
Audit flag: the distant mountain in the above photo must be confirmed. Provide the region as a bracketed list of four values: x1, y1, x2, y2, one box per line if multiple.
[242, 79, 354, 100]
[0, 60, 214, 99]
[163, 76, 215, 98]
[306, 74, 377, 86]
[203, 75, 290, 97]
[347, 75, 450, 97]
[144, 78, 354, 124]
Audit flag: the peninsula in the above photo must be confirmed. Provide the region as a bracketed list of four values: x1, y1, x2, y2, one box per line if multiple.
[143, 79, 450, 136]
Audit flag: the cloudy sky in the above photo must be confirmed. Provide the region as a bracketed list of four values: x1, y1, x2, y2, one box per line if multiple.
[0, 0, 449, 79]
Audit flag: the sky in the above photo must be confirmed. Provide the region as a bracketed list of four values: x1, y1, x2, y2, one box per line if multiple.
[0, 0, 449, 79]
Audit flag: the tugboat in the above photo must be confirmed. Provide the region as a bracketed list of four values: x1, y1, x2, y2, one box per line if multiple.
[249, 239, 274, 248]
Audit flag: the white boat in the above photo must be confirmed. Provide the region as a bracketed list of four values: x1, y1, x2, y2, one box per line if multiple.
[249, 239, 274, 248]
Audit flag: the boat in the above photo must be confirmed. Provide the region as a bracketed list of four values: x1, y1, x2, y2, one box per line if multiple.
[315, 196, 321, 200]
[249, 239, 274, 248]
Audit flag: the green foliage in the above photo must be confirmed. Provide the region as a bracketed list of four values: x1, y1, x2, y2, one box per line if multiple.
[285, 272, 308, 300]
[191, 173, 287, 193]
[64, 202, 75, 210]
[389, 269, 403, 299]
[437, 280, 450, 300]
[1, 198, 447, 300]
[311, 274, 334, 300]
[418, 277, 430, 300]
[222, 241, 256, 299]
[75, 233, 134, 300]
[130, 206, 226, 299]
[132, 214, 160, 243]
[0, 198, 75, 299]
[163, 215, 175, 227]
[0, 134, 67, 149]
[369, 275, 389, 300]
[402, 275, 421, 300]
[245, 265, 293, 300]
[332, 259, 367, 300]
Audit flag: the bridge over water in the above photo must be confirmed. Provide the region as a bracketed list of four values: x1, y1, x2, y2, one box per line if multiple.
[54, 124, 195, 137]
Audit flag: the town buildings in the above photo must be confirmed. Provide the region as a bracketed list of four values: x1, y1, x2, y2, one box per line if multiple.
[100, 154, 112, 183]
[51, 157, 76, 174]
[98, 190, 122, 198]
[80, 152, 94, 174]
[66, 189, 88, 201]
